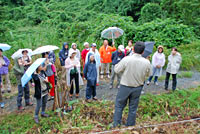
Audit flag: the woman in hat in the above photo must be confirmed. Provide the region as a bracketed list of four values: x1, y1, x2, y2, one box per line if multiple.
[147, 45, 165, 85]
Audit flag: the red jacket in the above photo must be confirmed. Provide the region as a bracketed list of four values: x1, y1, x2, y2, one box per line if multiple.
[81, 49, 90, 63]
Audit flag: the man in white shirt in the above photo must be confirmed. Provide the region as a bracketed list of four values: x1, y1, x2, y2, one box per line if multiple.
[113, 41, 152, 127]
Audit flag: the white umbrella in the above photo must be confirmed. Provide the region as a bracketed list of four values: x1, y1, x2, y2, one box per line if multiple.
[11, 49, 33, 59]
[0, 43, 11, 51]
[101, 27, 124, 43]
[32, 45, 59, 55]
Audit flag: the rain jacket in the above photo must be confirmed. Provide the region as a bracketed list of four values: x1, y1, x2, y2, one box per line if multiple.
[0, 56, 10, 75]
[13, 58, 25, 85]
[83, 53, 97, 86]
[59, 44, 69, 66]
[111, 51, 125, 65]
[99, 45, 116, 63]
[166, 52, 182, 74]
[48, 51, 56, 64]
[85, 49, 101, 68]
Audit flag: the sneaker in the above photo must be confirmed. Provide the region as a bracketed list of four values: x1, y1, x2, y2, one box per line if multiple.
[18, 106, 25, 111]
[25, 102, 33, 106]
[107, 75, 110, 78]
[7, 90, 11, 93]
[109, 85, 113, 89]
[96, 83, 100, 86]
[75, 94, 79, 98]
[141, 91, 145, 94]
[93, 97, 98, 101]
[85, 99, 92, 103]
[101, 75, 104, 79]
[41, 113, 49, 118]
[34, 117, 39, 124]
[154, 82, 158, 86]
[0, 102, 5, 108]
[1, 90, 4, 94]
[146, 81, 150, 85]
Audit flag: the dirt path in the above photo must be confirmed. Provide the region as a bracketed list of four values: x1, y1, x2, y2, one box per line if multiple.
[1, 71, 200, 114]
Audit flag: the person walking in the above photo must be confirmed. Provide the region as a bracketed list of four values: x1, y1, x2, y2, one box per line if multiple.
[65, 49, 83, 99]
[165, 47, 182, 91]
[85, 43, 101, 86]
[70, 43, 81, 61]
[99, 40, 116, 79]
[84, 53, 98, 102]
[110, 45, 125, 89]
[42, 52, 55, 101]
[113, 41, 151, 127]
[0, 49, 11, 93]
[147, 45, 165, 85]
[81, 42, 90, 70]
[32, 65, 49, 124]
[59, 42, 69, 90]
[13, 56, 33, 110]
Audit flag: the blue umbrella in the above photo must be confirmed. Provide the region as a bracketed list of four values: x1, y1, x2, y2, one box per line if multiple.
[21, 58, 46, 87]
[142, 42, 155, 58]
[0, 43, 11, 51]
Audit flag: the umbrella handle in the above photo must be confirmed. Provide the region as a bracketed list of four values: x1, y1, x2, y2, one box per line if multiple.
[112, 32, 115, 45]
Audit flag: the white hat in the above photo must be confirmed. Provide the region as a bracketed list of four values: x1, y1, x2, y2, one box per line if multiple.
[69, 49, 77, 57]
[91, 43, 97, 47]
[84, 42, 89, 46]
[71, 43, 77, 47]
[118, 45, 125, 52]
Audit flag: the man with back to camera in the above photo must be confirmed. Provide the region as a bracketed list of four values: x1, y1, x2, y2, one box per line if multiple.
[113, 41, 152, 127]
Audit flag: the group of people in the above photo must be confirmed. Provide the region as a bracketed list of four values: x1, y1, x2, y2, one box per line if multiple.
[0, 39, 182, 126]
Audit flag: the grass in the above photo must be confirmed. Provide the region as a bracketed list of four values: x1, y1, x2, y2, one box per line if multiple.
[158, 71, 194, 81]
[0, 87, 199, 133]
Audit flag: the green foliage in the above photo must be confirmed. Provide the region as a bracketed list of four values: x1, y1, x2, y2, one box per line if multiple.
[140, 3, 163, 23]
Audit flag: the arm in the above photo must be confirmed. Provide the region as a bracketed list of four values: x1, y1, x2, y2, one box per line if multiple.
[146, 62, 152, 77]
[114, 58, 126, 74]
[161, 54, 166, 67]
[111, 53, 114, 61]
[3, 56, 10, 67]
[111, 46, 116, 52]
[83, 63, 88, 79]
[152, 53, 156, 67]
[81, 50, 85, 61]
[76, 59, 81, 68]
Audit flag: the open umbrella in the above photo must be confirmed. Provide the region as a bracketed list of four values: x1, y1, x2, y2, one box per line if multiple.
[0, 43, 11, 51]
[142, 42, 155, 58]
[32, 45, 59, 55]
[21, 58, 46, 87]
[101, 27, 124, 43]
[11, 49, 33, 59]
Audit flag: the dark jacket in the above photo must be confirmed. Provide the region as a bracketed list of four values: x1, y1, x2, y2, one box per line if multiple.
[32, 71, 48, 99]
[111, 50, 125, 65]
[59, 43, 69, 66]
[83, 53, 97, 86]
[13, 58, 25, 85]
[48, 51, 56, 64]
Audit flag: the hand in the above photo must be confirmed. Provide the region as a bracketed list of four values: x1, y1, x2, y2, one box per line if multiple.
[112, 41, 115, 46]
[146, 56, 151, 60]
[156, 65, 161, 68]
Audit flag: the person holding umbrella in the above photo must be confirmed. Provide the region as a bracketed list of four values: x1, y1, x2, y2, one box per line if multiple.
[13, 55, 33, 110]
[110, 45, 125, 89]
[65, 49, 83, 99]
[0, 49, 11, 93]
[147, 45, 165, 86]
[99, 40, 116, 79]
[42, 52, 55, 101]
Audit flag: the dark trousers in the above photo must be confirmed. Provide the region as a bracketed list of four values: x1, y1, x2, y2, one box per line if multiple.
[148, 76, 158, 83]
[165, 72, 177, 90]
[86, 84, 96, 99]
[70, 73, 79, 95]
[113, 85, 143, 127]
[35, 94, 48, 118]
[17, 84, 30, 107]
[0, 86, 2, 102]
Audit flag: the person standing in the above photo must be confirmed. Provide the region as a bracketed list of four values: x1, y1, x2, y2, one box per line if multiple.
[59, 42, 69, 89]
[147, 45, 165, 85]
[110, 45, 125, 89]
[13, 56, 33, 110]
[84, 53, 98, 102]
[32, 65, 49, 124]
[113, 42, 151, 127]
[165, 47, 182, 91]
[85, 43, 101, 86]
[99, 40, 116, 79]
[0, 75, 4, 108]
[48, 51, 56, 64]
[65, 49, 83, 99]
[70, 43, 81, 61]
[125, 40, 133, 56]
[42, 52, 55, 101]
[0, 49, 11, 93]
[81, 42, 90, 70]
